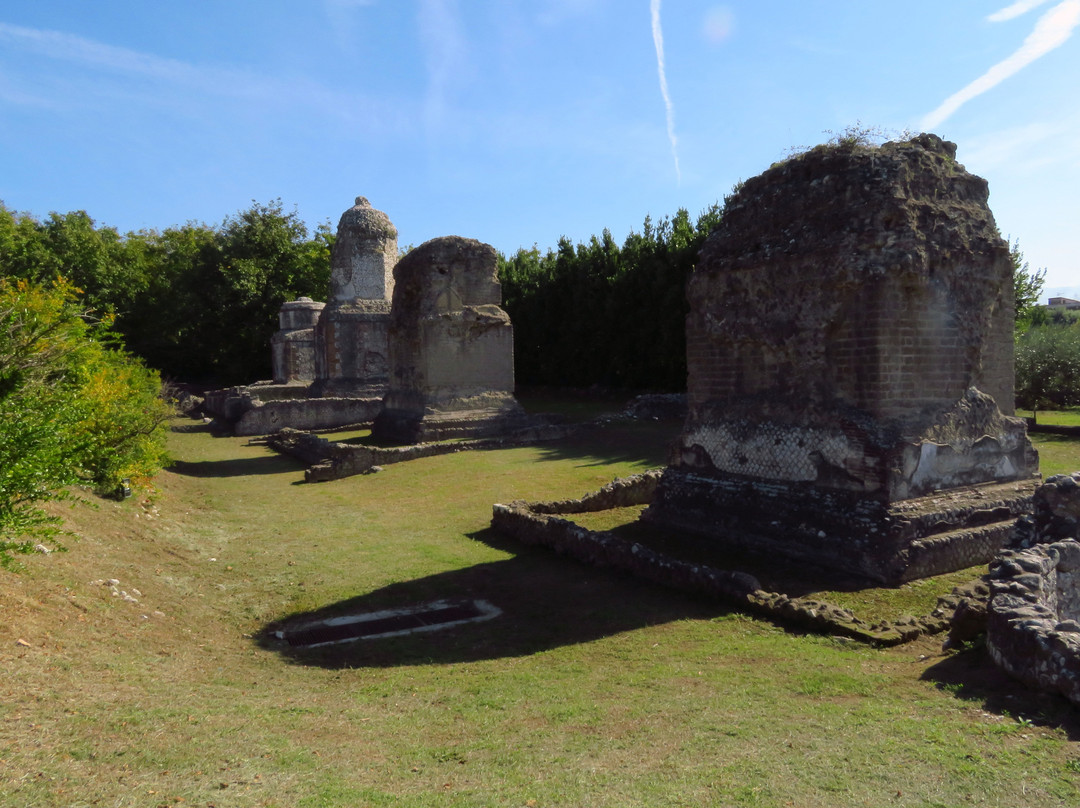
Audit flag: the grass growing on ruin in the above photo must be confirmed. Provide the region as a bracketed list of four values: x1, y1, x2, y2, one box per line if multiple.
[3, 409, 1080, 808]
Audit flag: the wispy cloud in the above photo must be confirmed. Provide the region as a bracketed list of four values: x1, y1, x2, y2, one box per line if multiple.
[537, 0, 605, 27]
[650, 0, 680, 183]
[922, 0, 1080, 130]
[0, 22, 200, 84]
[323, 0, 377, 53]
[417, 0, 470, 138]
[989, 0, 1054, 22]
[962, 120, 1067, 171]
[0, 21, 406, 133]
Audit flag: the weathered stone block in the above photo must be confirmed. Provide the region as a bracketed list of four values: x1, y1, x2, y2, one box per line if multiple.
[311, 197, 397, 397]
[271, 297, 324, 384]
[373, 236, 527, 443]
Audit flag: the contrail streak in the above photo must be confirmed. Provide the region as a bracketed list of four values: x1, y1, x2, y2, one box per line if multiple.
[922, 0, 1080, 130]
[650, 0, 681, 183]
[990, 0, 1053, 23]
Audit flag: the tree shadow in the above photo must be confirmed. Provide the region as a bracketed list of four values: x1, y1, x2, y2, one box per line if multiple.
[920, 646, 1080, 739]
[170, 455, 304, 478]
[255, 527, 729, 669]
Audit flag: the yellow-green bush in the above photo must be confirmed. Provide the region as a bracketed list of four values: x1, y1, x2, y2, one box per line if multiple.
[0, 278, 171, 565]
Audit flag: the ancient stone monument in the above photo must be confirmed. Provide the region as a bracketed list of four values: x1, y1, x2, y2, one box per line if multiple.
[310, 196, 397, 397]
[645, 134, 1039, 584]
[202, 198, 396, 435]
[270, 297, 324, 384]
[372, 236, 527, 443]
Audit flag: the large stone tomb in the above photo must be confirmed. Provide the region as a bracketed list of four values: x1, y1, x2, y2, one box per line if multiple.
[310, 196, 397, 398]
[372, 236, 527, 443]
[644, 134, 1038, 583]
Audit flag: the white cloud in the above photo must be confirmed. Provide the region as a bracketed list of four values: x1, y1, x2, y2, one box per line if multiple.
[962, 121, 1066, 171]
[989, 0, 1053, 22]
[650, 0, 681, 183]
[0, 21, 407, 135]
[417, 0, 470, 138]
[922, 0, 1080, 130]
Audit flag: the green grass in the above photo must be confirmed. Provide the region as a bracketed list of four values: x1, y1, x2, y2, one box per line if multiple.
[1024, 408, 1080, 427]
[1031, 432, 1080, 477]
[2, 412, 1080, 807]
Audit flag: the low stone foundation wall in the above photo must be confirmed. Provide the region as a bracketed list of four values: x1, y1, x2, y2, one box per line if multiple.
[233, 396, 384, 437]
[987, 540, 1080, 706]
[267, 421, 576, 482]
[491, 473, 972, 645]
[202, 382, 387, 436]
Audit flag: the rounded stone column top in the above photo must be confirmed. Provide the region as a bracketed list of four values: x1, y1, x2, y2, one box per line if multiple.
[337, 196, 397, 240]
[329, 196, 399, 302]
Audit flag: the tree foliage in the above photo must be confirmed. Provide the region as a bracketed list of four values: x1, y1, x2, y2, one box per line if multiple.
[499, 204, 722, 390]
[0, 278, 171, 566]
[1010, 238, 1046, 329]
[1015, 321, 1080, 414]
[0, 200, 332, 384]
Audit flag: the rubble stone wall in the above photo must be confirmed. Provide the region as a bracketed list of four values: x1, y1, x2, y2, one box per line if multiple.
[987, 540, 1080, 706]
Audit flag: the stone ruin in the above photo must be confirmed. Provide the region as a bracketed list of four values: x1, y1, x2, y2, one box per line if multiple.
[373, 236, 528, 443]
[645, 134, 1039, 584]
[203, 199, 537, 446]
[986, 474, 1080, 706]
[204, 198, 399, 435]
[310, 196, 396, 398]
[270, 297, 324, 384]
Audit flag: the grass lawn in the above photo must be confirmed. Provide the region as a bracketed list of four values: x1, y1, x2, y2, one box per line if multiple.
[2, 409, 1080, 807]
[1022, 409, 1080, 427]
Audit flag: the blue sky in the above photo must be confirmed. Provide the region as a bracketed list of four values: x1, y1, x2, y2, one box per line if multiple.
[1, 1, 1077, 293]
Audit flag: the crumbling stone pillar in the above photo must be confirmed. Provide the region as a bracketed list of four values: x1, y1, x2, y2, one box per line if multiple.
[271, 297, 324, 384]
[310, 197, 396, 397]
[372, 236, 526, 443]
[645, 134, 1038, 583]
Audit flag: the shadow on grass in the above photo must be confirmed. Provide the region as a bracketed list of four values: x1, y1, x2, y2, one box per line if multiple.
[921, 647, 1080, 739]
[256, 527, 730, 669]
[526, 419, 681, 470]
[170, 455, 304, 478]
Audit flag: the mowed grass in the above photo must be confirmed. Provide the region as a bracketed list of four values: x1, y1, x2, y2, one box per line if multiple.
[2, 411, 1080, 807]
[1023, 409, 1080, 427]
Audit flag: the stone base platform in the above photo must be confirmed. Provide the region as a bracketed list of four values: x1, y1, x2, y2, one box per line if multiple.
[643, 470, 1038, 584]
[373, 401, 532, 444]
[202, 381, 387, 436]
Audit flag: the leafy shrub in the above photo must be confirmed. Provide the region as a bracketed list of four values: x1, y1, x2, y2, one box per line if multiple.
[0, 278, 171, 566]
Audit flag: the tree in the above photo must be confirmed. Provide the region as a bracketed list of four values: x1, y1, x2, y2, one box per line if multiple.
[1010, 238, 1046, 329]
[0, 278, 171, 566]
[1015, 322, 1080, 417]
[2, 200, 333, 384]
[498, 202, 722, 390]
